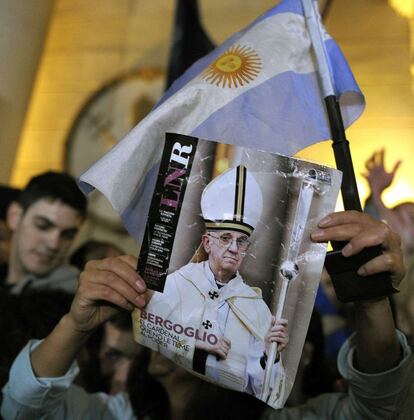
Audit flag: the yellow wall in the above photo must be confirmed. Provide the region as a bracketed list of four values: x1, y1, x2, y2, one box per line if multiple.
[10, 0, 414, 211]
[10, 0, 275, 186]
[296, 0, 414, 209]
[0, 0, 54, 183]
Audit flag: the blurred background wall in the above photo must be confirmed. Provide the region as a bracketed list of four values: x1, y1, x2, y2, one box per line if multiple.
[0, 0, 54, 182]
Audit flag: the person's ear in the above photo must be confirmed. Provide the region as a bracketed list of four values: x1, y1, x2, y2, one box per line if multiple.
[7, 202, 23, 231]
[202, 234, 210, 253]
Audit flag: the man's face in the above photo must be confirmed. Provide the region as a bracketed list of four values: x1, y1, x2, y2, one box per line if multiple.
[202, 230, 249, 282]
[9, 199, 83, 278]
[99, 322, 142, 394]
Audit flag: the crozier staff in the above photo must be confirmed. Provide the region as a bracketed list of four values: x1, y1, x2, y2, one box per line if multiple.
[140, 165, 288, 397]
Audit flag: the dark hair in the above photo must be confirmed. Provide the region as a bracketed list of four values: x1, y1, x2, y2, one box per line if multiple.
[79, 310, 133, 394]
[0, 185, 20, 219]
[108, 310, 133, 331]
[18, 171, 87, 217]
[127, 348, 172, 420]
[69, 240, 123, 270]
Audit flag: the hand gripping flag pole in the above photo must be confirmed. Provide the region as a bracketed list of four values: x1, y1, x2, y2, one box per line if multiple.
[261, 169, 332, 403]
[301, 0, 396, 302]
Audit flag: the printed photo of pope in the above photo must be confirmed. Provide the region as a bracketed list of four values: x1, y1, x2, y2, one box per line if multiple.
[137, 165, 288, 397]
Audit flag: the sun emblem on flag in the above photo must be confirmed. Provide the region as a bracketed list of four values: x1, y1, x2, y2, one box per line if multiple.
[201, 45, 262, 88]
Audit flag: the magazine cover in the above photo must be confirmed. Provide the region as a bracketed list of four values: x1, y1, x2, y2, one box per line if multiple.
[133, 132, 342, 409]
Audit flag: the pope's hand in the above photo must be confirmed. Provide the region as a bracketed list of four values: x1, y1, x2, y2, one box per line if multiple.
[195, 336, 232, 360]
[265, 317, 288, 355]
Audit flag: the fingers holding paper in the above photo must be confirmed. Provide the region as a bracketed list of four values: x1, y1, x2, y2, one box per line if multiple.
[69, 255, 148, 333]
[311, 211, 405, 289]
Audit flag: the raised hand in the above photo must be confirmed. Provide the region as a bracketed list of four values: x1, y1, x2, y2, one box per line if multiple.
[30, 255, 147, 378]
[312, 210, 405, 374]
[69, 255, 147, 334]
[363, 149, 401, 197]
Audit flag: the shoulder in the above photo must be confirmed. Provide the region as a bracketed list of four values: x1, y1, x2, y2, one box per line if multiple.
[235, 275, 266, 301]
[42, 265, 80, 292]
[53, 264, 80, 278]
[250, 286, 263, 298]
[173, 262, 203, 276]
[163, 262, 203, 293]
[168, 262, 204, 283]
[231, 279, 271, 315]
[64, 386, 134, 419]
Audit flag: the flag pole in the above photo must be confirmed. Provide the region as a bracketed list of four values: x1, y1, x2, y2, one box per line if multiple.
[301, 0, 396, 303]
[302, 0, 361, 214]
[324, 95, 362, 211]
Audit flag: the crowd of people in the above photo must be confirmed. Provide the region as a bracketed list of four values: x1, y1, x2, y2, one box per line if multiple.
[0, 150, 413, 419]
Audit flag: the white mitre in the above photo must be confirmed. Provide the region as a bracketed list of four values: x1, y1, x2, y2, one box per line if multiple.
[201, 165, 263, 236]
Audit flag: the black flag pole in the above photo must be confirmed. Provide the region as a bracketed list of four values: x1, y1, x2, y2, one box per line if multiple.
[302, 0, 396, 301]
[165, 0, 215, 90]
[324, 95, 362, 212]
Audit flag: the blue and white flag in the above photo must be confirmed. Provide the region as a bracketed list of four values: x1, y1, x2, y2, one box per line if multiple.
[79, 0, 364, 244]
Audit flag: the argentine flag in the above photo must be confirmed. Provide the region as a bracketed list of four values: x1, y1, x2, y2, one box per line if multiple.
[79, 0, 364, 244]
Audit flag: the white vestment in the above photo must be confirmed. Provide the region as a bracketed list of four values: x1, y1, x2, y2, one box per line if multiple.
[134, 261, 285, 397]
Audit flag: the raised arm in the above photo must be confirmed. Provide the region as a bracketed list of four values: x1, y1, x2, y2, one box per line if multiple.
[311, 210, 405, 373]
[363, 149, 401, 222]
[30, 255, 147, 378]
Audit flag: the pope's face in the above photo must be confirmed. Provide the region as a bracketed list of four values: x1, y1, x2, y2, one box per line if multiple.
[202, 230, 249, 283]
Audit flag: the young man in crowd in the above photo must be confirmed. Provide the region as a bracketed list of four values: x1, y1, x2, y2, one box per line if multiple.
[0, 171, 87, 294]
[1, 210, 411, 419]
